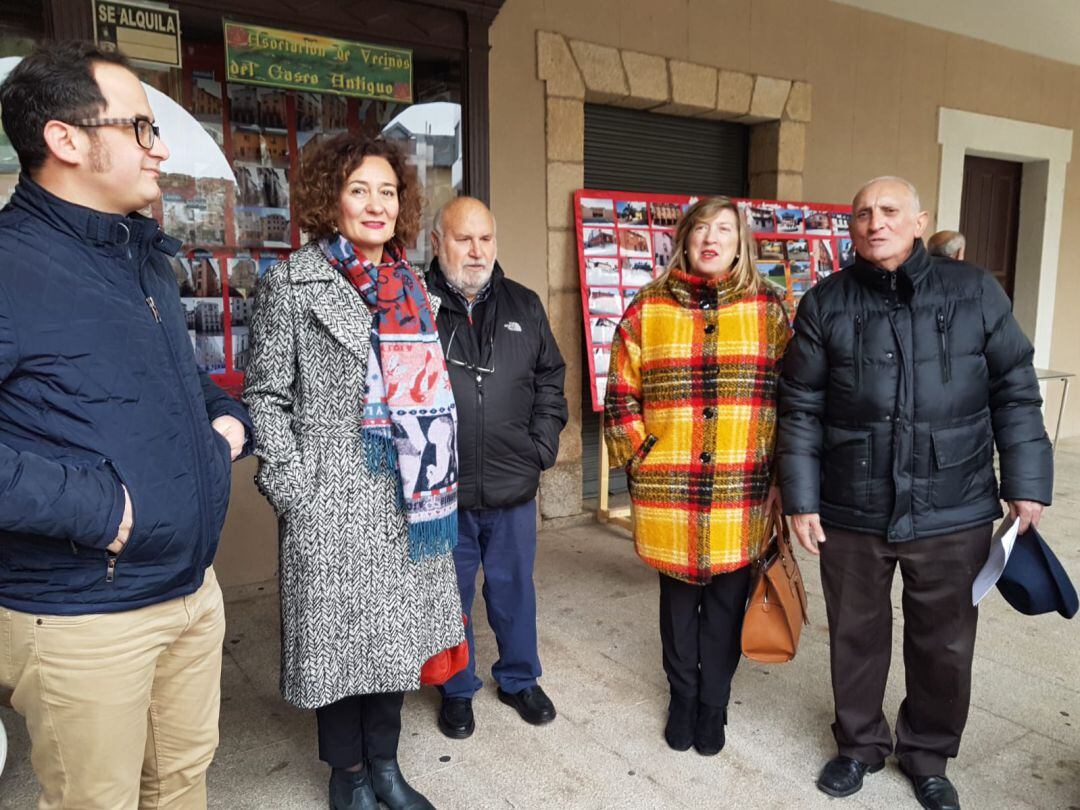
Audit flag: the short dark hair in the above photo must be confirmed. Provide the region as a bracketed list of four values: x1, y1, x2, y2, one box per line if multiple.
[0, 41, 130, 173]
[294, 133, 422, 247]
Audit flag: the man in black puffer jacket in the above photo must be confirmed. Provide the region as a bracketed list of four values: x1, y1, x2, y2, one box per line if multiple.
[778, 176, 1052, 810]
[426, 197, 567, 740]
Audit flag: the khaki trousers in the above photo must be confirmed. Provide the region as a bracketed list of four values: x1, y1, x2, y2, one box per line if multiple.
[0, 567, 225, 810]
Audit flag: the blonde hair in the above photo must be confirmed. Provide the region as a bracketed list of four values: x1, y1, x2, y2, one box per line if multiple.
[665, 197, 759, 296]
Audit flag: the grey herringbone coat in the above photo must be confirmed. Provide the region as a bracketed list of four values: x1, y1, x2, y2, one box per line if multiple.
[242, 243, 465, 709]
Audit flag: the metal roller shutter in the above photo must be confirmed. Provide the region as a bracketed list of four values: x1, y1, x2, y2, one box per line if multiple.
[581, 104, 749, 500]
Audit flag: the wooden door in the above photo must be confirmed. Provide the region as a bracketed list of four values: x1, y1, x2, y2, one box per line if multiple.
[959, 155, 1022, 298]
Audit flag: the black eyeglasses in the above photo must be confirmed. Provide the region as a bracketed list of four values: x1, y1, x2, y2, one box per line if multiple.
[445, 325, 495, 375]
[68, 115, 160, 150]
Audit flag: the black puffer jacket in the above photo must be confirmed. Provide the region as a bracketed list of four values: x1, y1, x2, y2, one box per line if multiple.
[777, 239, 1052, 541]
[427, 260, 568, 511]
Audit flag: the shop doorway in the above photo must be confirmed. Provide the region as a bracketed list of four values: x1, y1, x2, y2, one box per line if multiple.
[959, 155, 1022, 299]
[580, 105, 748, 500]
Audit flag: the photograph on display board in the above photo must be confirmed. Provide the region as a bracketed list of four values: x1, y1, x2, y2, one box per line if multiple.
[191, 73, 224, 149]
[583, 227, 618, 256]
[591, 316, 618, 346]
[258, 254, 282, 278]
[649, 201, 682, 228]
[594, 347, 611, 376]
[757, 239, 785, 261]
[581, 198, 615, 225]
[588, 287, 623, 317]
[805, 209, 831, 234]
[790, 260, 812, 281]
[585, 258, 619, 286]
[832, 212, 851, 234]
[622, 289, 639, 310]
[618, 228, 651, 257]
[839, 238, 856, 267]
[228, 85, 259, 127]
[816, 240, 836, 278]
[791, 277, 812, 296]
[616, 200, 647, 225]
[652, 230, 674, 268]
[227, 255, 258, 373]
[257, 88, 288, 131]
[169, 255, 196, 297]
[776, 208, 805, 233]
[746, 205, 776, 233]
[787, 238, 811, 261]
[595, 376, 608, 403]
[621, 260, 654, 288]
[755, 261, 787, 283]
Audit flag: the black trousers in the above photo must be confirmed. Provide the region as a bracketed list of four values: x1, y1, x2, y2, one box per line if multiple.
[658, 567, 752, 711]
[819, 524, 991, 776]
[315, 691, 405, 768]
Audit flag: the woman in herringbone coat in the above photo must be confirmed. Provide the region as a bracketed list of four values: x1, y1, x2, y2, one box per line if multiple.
[243, 134, 463, 810]
[604, 197, 790, 759]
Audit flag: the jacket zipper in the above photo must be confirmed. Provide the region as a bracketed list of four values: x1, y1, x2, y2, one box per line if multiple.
[475, 372, 484, 506]
[102, 457, 133, 582]
[936, 309, 951, 383]
[854, 314, 864, 388]
[134, 250, 213, 564]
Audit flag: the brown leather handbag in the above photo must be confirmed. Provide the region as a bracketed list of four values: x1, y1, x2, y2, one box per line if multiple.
[741, 507, 809, 663]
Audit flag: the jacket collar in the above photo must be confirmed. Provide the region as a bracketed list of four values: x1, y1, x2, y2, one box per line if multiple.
[8, 174, 180, 256]
[852, 238, 933, 296]
[664, 267, 745, 310]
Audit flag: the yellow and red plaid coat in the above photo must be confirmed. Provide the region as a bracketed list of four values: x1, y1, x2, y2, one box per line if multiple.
[604, 269, 790, 583]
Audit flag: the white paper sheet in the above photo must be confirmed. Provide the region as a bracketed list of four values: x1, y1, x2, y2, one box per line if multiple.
[972, 516, 1020, 606]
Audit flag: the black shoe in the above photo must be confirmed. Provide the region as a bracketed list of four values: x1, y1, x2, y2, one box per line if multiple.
[497, 685, 556, 725]
[329, 767, 379, 810]
[693, 704, 726, 756]
[368, 758, 435, 810]
[815, 755, 885, 798]
[437, 697, 475, 739]
[901, 767, 961, 810]
[663, 694, 696, 751]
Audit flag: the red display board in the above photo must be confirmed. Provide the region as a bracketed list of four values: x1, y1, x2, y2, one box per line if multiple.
[574, 189, 853, 412]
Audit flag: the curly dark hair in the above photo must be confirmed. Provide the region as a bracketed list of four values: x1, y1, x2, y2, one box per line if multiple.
[294, 133, 422, 247]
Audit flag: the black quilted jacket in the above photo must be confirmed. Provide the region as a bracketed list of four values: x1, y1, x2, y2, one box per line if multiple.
[777, 238, 1052, 541]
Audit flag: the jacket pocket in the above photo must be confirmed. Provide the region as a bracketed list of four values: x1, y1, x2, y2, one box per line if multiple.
[936, 308, 952, 383]
[625, 433, 657, 480]
[820, 426, 871, 509]
[853, 314, 864, 389]
[930, 418, 993, 508]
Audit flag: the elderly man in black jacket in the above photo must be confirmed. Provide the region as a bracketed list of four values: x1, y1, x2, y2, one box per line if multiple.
[778, 176, 1052, 810]
[426, 197, 568, 739]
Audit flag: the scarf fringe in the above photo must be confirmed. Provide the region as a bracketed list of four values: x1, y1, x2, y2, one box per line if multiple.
[407, 512, 458, 562]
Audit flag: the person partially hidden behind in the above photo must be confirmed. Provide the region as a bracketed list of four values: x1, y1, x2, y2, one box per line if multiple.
[778, 176, 1052, 810]
[0, 42, 251, 809]
[926, 229, 966, 260]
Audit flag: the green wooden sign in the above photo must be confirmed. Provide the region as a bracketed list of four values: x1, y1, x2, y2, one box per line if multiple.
[223, 21, 412, 103]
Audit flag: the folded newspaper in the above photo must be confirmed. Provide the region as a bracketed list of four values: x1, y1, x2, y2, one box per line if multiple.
[972, 515, 1020, 606]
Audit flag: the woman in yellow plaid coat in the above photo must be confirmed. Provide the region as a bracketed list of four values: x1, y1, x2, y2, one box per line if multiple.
[604, 196, 790, 757]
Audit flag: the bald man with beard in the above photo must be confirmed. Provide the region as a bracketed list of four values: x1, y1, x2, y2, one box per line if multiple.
[777, 177, 1051, 810]
[425, 197, 568, 740]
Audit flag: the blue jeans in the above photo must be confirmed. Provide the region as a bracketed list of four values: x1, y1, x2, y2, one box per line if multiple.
[440, 500, 541, 699]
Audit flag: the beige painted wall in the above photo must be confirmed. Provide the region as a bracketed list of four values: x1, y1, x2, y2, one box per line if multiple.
[489, 0, 1080, 444]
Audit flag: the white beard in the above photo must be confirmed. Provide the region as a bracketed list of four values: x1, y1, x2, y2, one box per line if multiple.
[444, 264, 494, 298]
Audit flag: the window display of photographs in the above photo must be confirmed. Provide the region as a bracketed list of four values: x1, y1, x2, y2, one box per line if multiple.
[183, 298, 226, 374]
[227, 255, 258, 299]
[258, 254, 283, 278]
[616, 201, 647, 225]
[805, 209, 831, 234]
[191, 73, 224, 148]
[595, 375, 608, 403]
[776, 208, 805, 233]
[159, 178, 227, 248]
[257, 88, 288, 131]
[832, 212, 851, 235]
[650, 202, 682, 228]
[757, 239, 785, 261]
[621, 260, 653, 288]
[581, 198, 615, 225]
[594, 347, 611, 376]
[791, 278, 812, 296]
[237, 207, 291, 249]
[622, 289, 639, 310]
[653, 230, 674, 268]
[618, 228, 651, 257]
[839, 238, 855, 267]
[235, 163, 261, 207]
[591, 316, 618, 346]
[588, 288, 623, 317]
[583, 227, 618, 256]
[228, 85, 259, 127]
[169, 255, 196, 297]
[787, 239, 810, 261]
[585, 258, 619, 286]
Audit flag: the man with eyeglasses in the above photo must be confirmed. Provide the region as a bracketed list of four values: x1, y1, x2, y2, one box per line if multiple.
[426, 197, 568, 740]
[0, 42, 251, 808]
